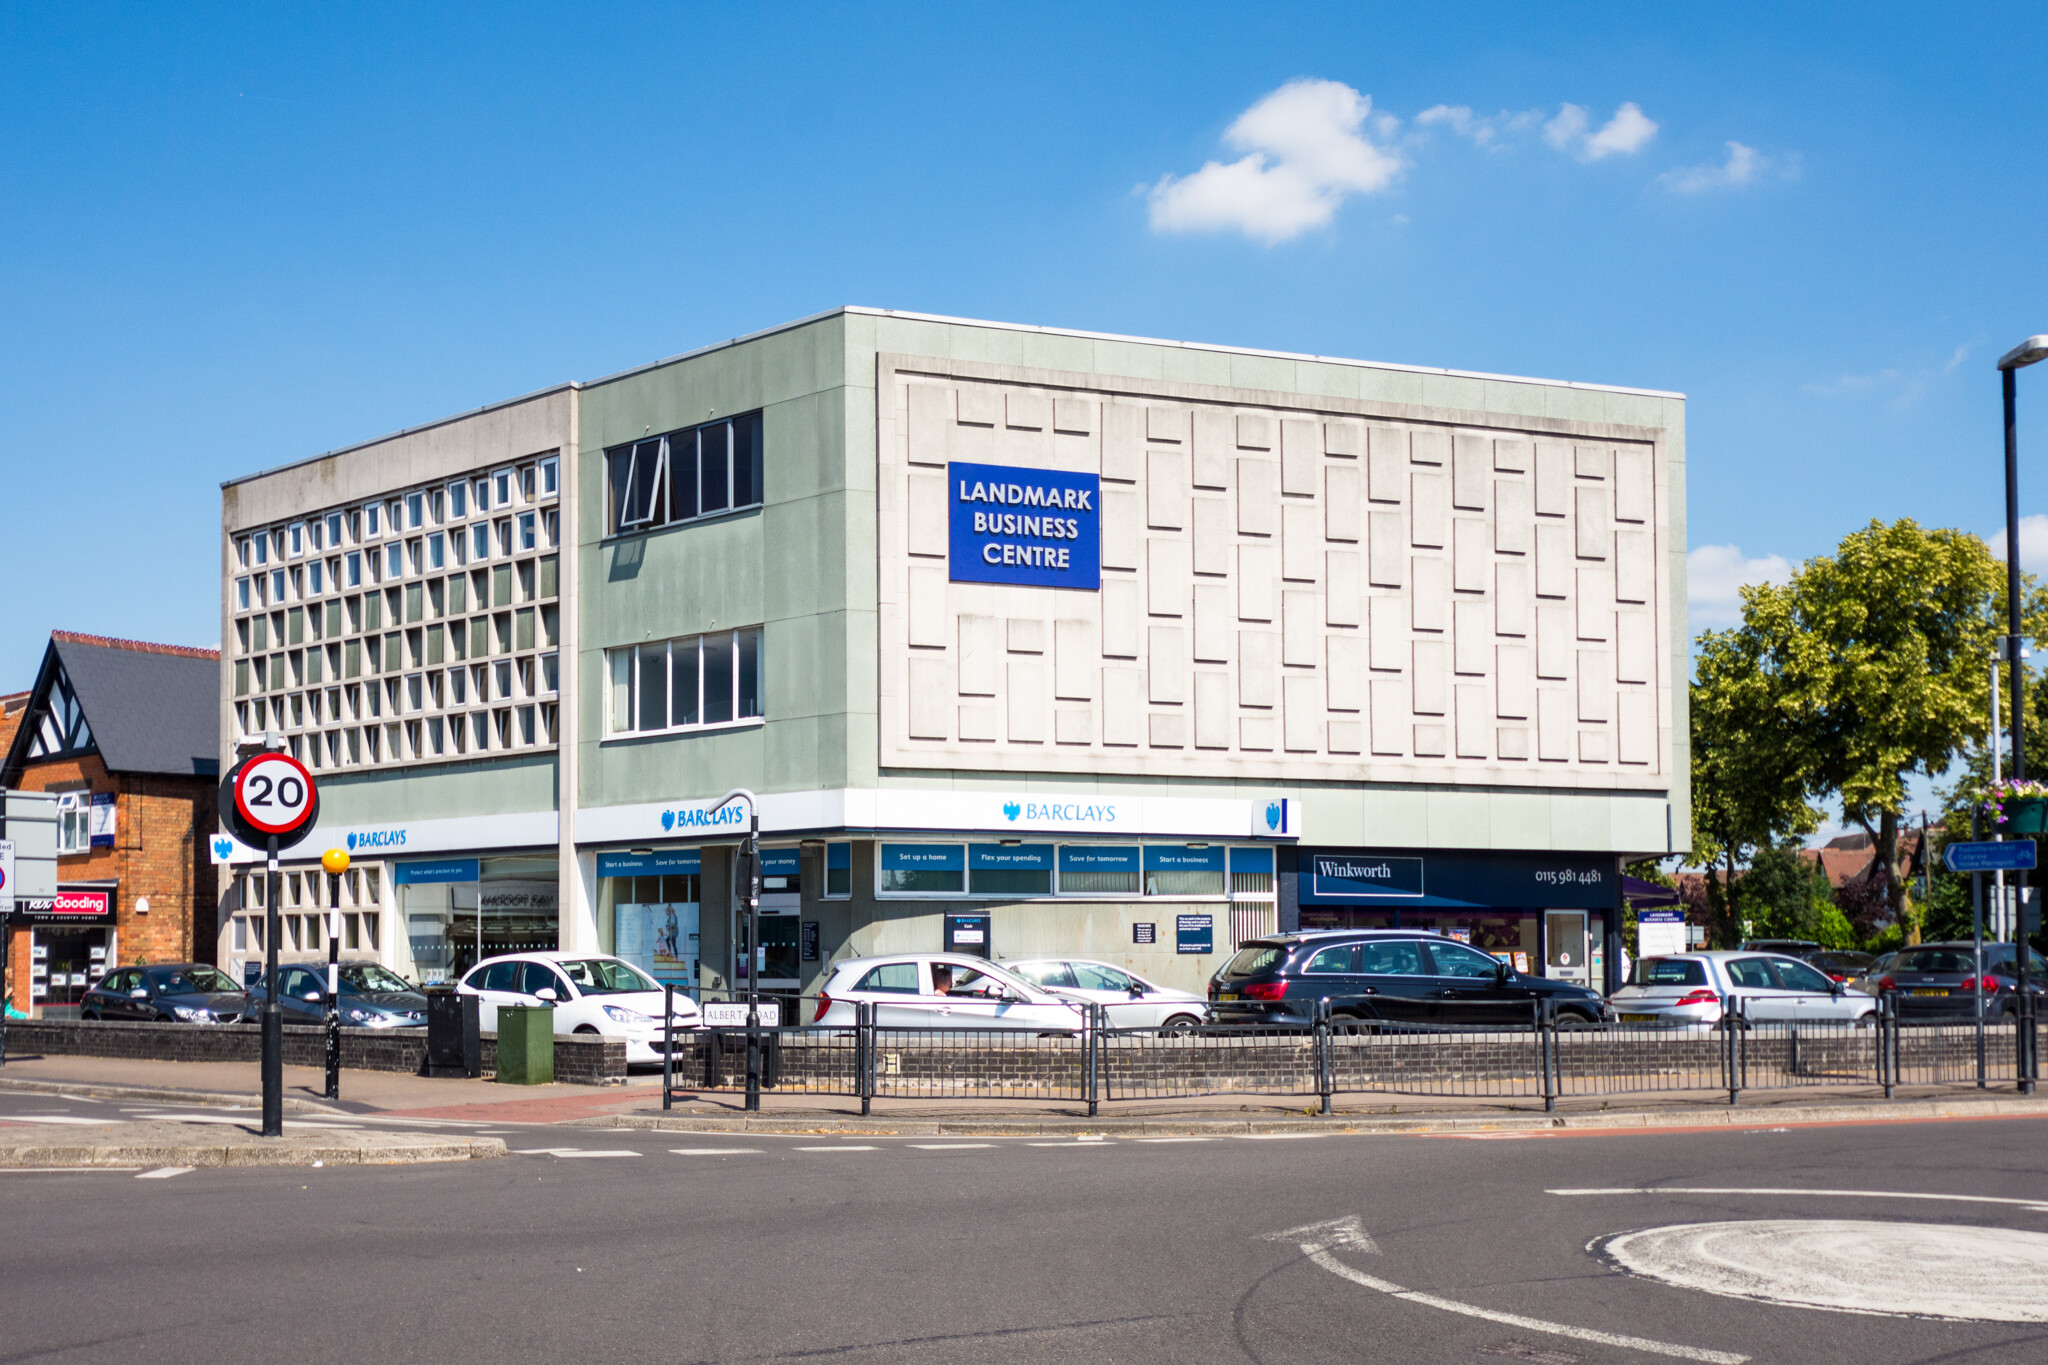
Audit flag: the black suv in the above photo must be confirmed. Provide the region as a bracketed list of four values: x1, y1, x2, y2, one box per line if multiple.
[1207, 931, 1609, 1027]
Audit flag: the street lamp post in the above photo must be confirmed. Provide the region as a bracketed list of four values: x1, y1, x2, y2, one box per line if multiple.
[706, 789, 761, 1112]
[1997, 334, 2048, 1094]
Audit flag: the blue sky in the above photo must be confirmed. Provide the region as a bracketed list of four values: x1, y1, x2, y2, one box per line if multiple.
[4, 1, 2046, 711]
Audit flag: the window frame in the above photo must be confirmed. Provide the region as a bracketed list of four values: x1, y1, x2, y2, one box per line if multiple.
[604, 627, 766, 740]
[603, 410, 765, 538]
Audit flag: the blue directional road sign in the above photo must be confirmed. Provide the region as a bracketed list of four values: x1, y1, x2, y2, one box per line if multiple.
[1944, 840, 2039, 873]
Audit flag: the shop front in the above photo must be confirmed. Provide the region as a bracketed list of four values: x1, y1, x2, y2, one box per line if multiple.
[20, 885, 118, 1015]
[395, 853, 558, 986]
[1295, 849, 1620, 991]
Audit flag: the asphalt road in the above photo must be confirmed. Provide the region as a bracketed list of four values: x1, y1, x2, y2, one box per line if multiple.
[3, 1090, 2046, 1364]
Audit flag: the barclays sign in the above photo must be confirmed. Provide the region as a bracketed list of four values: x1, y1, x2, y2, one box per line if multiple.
[659, 802, 752, 833]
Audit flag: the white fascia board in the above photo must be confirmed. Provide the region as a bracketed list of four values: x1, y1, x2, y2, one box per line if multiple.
[213, 810, 561, 865]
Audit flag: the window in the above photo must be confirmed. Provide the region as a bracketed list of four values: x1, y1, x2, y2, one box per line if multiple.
[346, 552, 361, 587]
[1229, 846, 1274, 897]
[308, 561, 323, 595]
[236, 577, 251, 610]
[1769, 958, 1834, 993]
[326, 512, 343, 546]
[1726, 958, 1777, 990]
[1304, 944, 1359, 974]
[1427, 942, 1504, 979]
[1359, 940, 1425, 976]
[474, 476, 490, 512]
[428, 532, 445, 570]
[288, 523, 305, 556]
[877, 845, 965, 894]
[607, 628, 765, 735]
[854, 962, 921, 994]
[271, 569, 286, 602]
[968, 844, 1053, 896]
[494, 469, 513, 507]
[364, 503, 381, 537]
[605, 410, 764, 534]
[406, 492, 424, 529]
[56, 792, 88, 854]
[447, 482, 468, 518]
[1057, 846, 1140, 895]
[539, 456, 558, 496]
[255, 534, 269, 565]
[1144, 845, 1226, 897]
[824, 842, 851, 898]
[385, 544, 402, 579]
[518, 511, 536, 551]
[238, 538, 251, 568]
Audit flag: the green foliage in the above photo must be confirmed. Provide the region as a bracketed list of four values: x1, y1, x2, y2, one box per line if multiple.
[1816, 904, 1859, 950]
[1735, 844, 1835, 943]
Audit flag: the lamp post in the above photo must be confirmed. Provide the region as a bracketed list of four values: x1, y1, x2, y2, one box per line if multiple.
[706, 789, 760, 1112]
[1997, 334, 2048, 1093]
[321, 847, 350, 1100]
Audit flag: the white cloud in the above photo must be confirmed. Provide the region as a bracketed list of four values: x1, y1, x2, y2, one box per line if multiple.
[1543, 102, 1658, 160]
[1688, 544, 1794, 628]
[1984, 516, 2048, 577]
[1414, 103, 1541, 149]
[1659, 140, 1775, 193]
[1803, 343, 1972, 410]
[1147, 79, 1404, 244]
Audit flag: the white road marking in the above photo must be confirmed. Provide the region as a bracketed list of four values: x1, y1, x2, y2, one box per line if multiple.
[1549, 1186, 2048, 1214]
[1239, 1132, 1325, 1140]
[1264, 1217, 1747, 1363]
[136, 1167, 193, 1179]
[797, 1145, 877, 1152]
[1598, 1220, 2048, 1322]
[511, 1147, 643, 1158]
[669, 1148, 762, 1156]
[1025, 1140, 1115, 1147]
[1135, 1137, 1214, 1144]
[910, 1143, 993, 1150]
[0, 1115, 117, 1125]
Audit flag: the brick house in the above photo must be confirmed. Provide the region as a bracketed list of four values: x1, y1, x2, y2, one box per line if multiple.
[2, 633, 219, 1015]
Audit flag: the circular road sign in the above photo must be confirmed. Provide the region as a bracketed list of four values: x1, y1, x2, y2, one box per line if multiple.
[232, 752, 319, 841]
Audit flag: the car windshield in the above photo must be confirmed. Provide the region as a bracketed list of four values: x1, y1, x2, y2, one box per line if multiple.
[1221, 946, 1283, 978]
[556, 959, 658, 994]
[339, 964, 417, 994]
[1633, 958, 1707, 987]
[150, 966, 238, 994]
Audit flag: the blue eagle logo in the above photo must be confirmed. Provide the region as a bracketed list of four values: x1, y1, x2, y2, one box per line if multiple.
[1002, 801, 1021, 822]
[1265, 802, 1282, 831]
[212, 837, 233, 860]
[346, 832, 358, 850]
[661, 810, 677, 831]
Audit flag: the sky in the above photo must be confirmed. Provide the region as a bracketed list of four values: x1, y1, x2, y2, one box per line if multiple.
[4, 2, 2046, 760]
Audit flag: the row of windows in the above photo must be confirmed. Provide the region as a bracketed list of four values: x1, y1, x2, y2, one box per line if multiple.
[237, 654, 561, 733]
[269, 705, 558, 769]
[237, 514, 558, 611]
[237, 558, 560, 656]
[237, 605, 559, 686]
[607, 629, 764, 736]
[875, 843, 1275, 898]
[606, 411, 763, 534]
[237, 865, 384, 909]
[237, 457, 558, 570]
[232, 912, 381, 956]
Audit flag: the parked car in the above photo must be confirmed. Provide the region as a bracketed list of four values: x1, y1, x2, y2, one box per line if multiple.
[1739, 938, 1823, 956]
[244, 961, 428, 1027]
[811, 953, 1087, 1031]
[1608, 951, 1878, 1026]
[1848, 951, 1900, 996]
[1003, 958, 1209, 1031]
[1206, 931, 1609, 1028]
[1873, 942, 2048, 1020]
[1801, 950, 1876, 984]
[456, 952, 702, 1063]
[80, 963, 250, 1024]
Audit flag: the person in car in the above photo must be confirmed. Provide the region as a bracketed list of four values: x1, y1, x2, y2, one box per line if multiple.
[931, 964, 954, 995]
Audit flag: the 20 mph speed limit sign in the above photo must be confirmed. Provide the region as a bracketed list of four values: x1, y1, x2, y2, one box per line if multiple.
[219, 751, 320, 850]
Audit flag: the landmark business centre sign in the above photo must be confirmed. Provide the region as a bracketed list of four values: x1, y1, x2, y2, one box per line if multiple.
[949, 461, 1101, 590]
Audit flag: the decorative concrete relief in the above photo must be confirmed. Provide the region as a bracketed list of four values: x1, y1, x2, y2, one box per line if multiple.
[879, 358, 1671, 789]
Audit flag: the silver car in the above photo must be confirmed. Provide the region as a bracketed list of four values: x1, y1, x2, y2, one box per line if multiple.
[1003, 958, 1209, 1031]
[812, 953, 1086, 1031]
[1609, 951, 1878, 1026]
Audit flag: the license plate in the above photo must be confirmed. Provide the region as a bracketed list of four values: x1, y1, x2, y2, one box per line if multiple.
[1912, 988, 1949, 997]
[1219, 993, 1240, 1002]
[1619, 1013, 1659, 1022]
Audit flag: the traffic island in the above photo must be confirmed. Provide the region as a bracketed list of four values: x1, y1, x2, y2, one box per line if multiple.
[0, 1121, 506, 1168]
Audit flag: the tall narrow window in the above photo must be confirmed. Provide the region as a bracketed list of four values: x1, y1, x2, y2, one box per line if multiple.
[702, 630, 734, 724]
[667, 430, 698, 521]
[699, 421, 730, 515]
[637, 643, 667, 732]
[737, 627, 760, 719]
[733, 410, 763, 507]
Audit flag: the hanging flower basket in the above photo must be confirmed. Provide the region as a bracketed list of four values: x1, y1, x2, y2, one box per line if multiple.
[1984, 779, 2048, 833]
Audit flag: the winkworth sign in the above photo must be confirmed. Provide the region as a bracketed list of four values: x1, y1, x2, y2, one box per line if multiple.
[949, 461, 1100, 590]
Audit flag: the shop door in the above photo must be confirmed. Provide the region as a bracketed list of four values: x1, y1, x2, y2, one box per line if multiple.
[1543, 911, 1590, 987]
[738, 912, 801, 989]
[34, 929, 107, 1010]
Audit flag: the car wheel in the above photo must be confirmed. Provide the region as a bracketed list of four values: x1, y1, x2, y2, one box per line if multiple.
[1854, 1011, 1877, 1028]
[1330, 1011, 1375, 1036]
[1160, 1014, 1201, 1036]
[82, 1009, 100, 1022]
[1555, 1010, 1596, 1030]
[573, 1024, 600, 1035]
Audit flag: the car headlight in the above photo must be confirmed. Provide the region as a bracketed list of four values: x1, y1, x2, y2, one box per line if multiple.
[172, 1006, 210, 1022]
[603, 1004, 652, 1025]
[345, 1006, 379, 1024]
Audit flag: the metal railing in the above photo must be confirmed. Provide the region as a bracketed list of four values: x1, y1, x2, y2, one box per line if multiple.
[654, 987, 2044, 1116]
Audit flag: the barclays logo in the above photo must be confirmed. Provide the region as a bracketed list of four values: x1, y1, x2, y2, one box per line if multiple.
[346, 833, 356, 850]
[1265, 802, 1282, 831]
[661, 805, 748, 831]
[348, 829, 408, 850]
[661, 810, 676, 832]
[211, 837, 234, 860]
[1002, 802, 1021, 821]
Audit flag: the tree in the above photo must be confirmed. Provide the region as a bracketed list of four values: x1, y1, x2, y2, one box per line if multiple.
[1730, 521, 2012, 946]
[1736, 844, 1835, 943]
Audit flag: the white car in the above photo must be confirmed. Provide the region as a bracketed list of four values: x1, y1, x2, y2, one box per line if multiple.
[1003, 958, 1209, 1032]
[456, 952, 702, 1063]
[811, 953, 1086, 1031]
[1608, 951, 1878, 1027]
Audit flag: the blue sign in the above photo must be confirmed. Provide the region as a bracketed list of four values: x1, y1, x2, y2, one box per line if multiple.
[826, 842, 851, 870]
[1176, 913, 1214, 955]
[1945, 840, 2039, 873]
[760, 848, 803, 876]
[1058, 845, 1139, 874]
[393, 857, 480, 885]
[597, 850, 701, 878]
[1145, 845, 1226, 873]
[969, 843, 1054, 869]
[1311, 854, 1425, 899]
[1229, 846, 1274, 877]
[880, 844, 965, 872]
[948, 460, 1101, 590]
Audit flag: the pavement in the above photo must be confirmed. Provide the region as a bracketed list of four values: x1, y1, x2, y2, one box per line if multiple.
[4, 1095, 2046, 1362]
